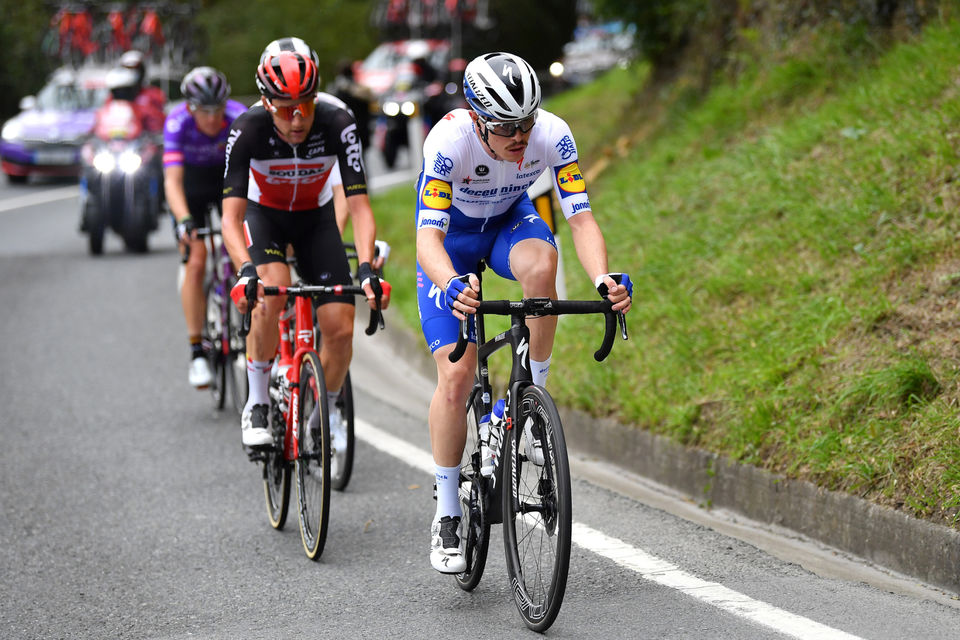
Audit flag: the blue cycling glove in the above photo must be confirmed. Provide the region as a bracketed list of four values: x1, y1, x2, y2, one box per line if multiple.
[596, 273, 633, 299]
[444, 274, 472, 310]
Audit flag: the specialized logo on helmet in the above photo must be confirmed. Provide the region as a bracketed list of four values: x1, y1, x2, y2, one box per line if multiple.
[421, 179, 452, 210]
[556, 162, 585, 196]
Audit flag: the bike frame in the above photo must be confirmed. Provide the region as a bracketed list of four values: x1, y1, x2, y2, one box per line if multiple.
[276, 294, 317, 463]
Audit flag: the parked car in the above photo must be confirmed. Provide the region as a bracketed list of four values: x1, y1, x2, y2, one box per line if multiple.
[0, 66, 110, 183]
[550, 21, 636, 86]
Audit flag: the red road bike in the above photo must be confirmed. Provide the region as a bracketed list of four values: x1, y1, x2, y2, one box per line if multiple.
[242, 281, 388, 560]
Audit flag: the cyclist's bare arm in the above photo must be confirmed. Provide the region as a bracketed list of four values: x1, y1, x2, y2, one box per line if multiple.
[163, 164, 191, 227]
[333, 183, 348, 235]
[416, 226, 479, 319]
[345, 192, 390, 310]
[221, 195, 251, 270]
[567, 210, 632, 313]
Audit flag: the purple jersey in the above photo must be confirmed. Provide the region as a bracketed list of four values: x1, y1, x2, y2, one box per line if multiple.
[162, 99, 247, 168]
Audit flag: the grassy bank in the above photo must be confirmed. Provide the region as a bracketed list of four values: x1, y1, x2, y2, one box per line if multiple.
[370, 17, 960, 527]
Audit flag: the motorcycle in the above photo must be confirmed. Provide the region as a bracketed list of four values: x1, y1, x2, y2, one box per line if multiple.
[79, 99, 163, 255]
[373, 74, 467, 170]
[373, 76, 421, 170]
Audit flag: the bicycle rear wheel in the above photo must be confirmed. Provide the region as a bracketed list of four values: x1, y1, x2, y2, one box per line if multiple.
[296, 351, 331, 560]
[262, 389, 290, 530]
[330, 371, 355, 491]
[203, 279, 227, 409]
[455, 383, 491, 591]
[227, 299, 248, 415]
[502, 385, 571, 632]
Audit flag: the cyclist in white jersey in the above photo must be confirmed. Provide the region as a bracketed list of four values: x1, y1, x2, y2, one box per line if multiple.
[415, 52, 633, 573]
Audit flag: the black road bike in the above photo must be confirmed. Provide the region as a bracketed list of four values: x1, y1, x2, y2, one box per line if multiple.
[448, 265, 628, 632]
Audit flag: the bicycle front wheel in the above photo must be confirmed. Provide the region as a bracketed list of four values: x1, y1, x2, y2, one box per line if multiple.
[502, 385, 571, 632]
[296, 351, 331, 560]
[330, 371, 355, 491]
[456, 384, 492, 591]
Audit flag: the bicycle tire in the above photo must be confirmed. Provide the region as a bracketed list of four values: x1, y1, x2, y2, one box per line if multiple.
[203, 279, 227, 410]
[296, 351, 331, 560]
[262, 379, 291, 530]
[502, 385, 572, 632]
[455, 384, 491, 591]
[227, 299, 248, 416]
[330, 370, 355, 491]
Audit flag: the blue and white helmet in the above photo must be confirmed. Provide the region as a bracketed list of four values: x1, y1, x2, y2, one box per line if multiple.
[463, 52, 541, 121]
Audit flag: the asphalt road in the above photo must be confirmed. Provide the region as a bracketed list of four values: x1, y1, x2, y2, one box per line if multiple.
[1, 175, 959, 639]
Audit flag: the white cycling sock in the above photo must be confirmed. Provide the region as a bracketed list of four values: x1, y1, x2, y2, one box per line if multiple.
[434, 464, 462, 519]
[531, 356, 552, 387]
[327, 390, 340, 412]
[244, 358, 272, 410]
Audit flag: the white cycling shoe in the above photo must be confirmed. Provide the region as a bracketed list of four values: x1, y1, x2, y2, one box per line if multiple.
[430, 515, 466, 574]
[241, 404, 273, 448]
[522, 415, 545, 466]
[328, 407, 347, 479]
[189, 357, 213, 389]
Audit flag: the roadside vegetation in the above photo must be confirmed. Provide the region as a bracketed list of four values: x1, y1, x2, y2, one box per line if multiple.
[371, 13, 960, 528]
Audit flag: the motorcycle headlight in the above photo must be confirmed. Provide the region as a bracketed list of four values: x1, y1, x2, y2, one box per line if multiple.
[400, 101, 416, 117]
[93, 151, 116, 173]
[382, 101, 400, 117]
[118, 150, 142, 174]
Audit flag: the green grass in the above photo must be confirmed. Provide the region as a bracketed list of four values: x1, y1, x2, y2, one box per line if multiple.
[370, 16, 960, 527]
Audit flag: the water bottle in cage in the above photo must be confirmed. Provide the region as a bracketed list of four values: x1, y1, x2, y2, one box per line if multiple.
[480, 398, 505, 477]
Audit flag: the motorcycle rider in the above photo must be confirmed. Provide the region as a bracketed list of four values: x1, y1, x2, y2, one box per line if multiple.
[163, 66, 247, 388]
[119, 49, 165, 133]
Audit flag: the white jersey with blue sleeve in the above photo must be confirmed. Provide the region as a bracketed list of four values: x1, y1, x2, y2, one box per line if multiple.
[415, 108, 591, 234]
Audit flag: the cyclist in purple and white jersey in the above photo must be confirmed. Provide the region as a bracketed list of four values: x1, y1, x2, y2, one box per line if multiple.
[164, 66, 246, 388]
[415, 52, 633, 573]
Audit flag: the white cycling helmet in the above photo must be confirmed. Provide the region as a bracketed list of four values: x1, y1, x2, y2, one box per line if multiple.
[463, 52, 541, 121]
[259, 36, 319, 69]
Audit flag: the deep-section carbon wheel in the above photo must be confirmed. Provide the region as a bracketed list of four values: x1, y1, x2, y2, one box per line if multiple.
[502, 385, 571, 632]
[262, 384, 290, 530]
[203, 279, 227, 410]
[296, 351, 331, 560]
[330, 371, 355, 491]
[455, 384, 491, 591]
[227, 298, 248, 416]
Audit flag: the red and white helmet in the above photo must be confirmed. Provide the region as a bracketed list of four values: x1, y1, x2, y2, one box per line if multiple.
[256, 51, 318, 100]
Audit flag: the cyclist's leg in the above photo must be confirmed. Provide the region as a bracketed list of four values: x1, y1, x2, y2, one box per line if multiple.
[179, 195, 212, 386]
[418, 242, 484, 573]
[489, 195, 559, 384]
[289, 202, 354, 397]
[239, 205, 291, 446]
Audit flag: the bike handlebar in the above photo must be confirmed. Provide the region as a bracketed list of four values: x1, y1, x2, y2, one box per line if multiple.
[448, 297, 628, 364]
[239, 283, 389, 338]
[179, 226, 220, 264]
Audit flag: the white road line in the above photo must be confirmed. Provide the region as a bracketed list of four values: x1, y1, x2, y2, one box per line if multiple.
[356, 418, 864, 640]
[0, 186, 79, 213]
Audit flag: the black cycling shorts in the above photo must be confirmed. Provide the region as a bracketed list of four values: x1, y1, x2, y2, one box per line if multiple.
[183, 165, 223, 226]
[243, 200, 354, 306]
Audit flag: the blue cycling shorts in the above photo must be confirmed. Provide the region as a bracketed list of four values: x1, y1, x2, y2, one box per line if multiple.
[416, 194, 557, 352]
